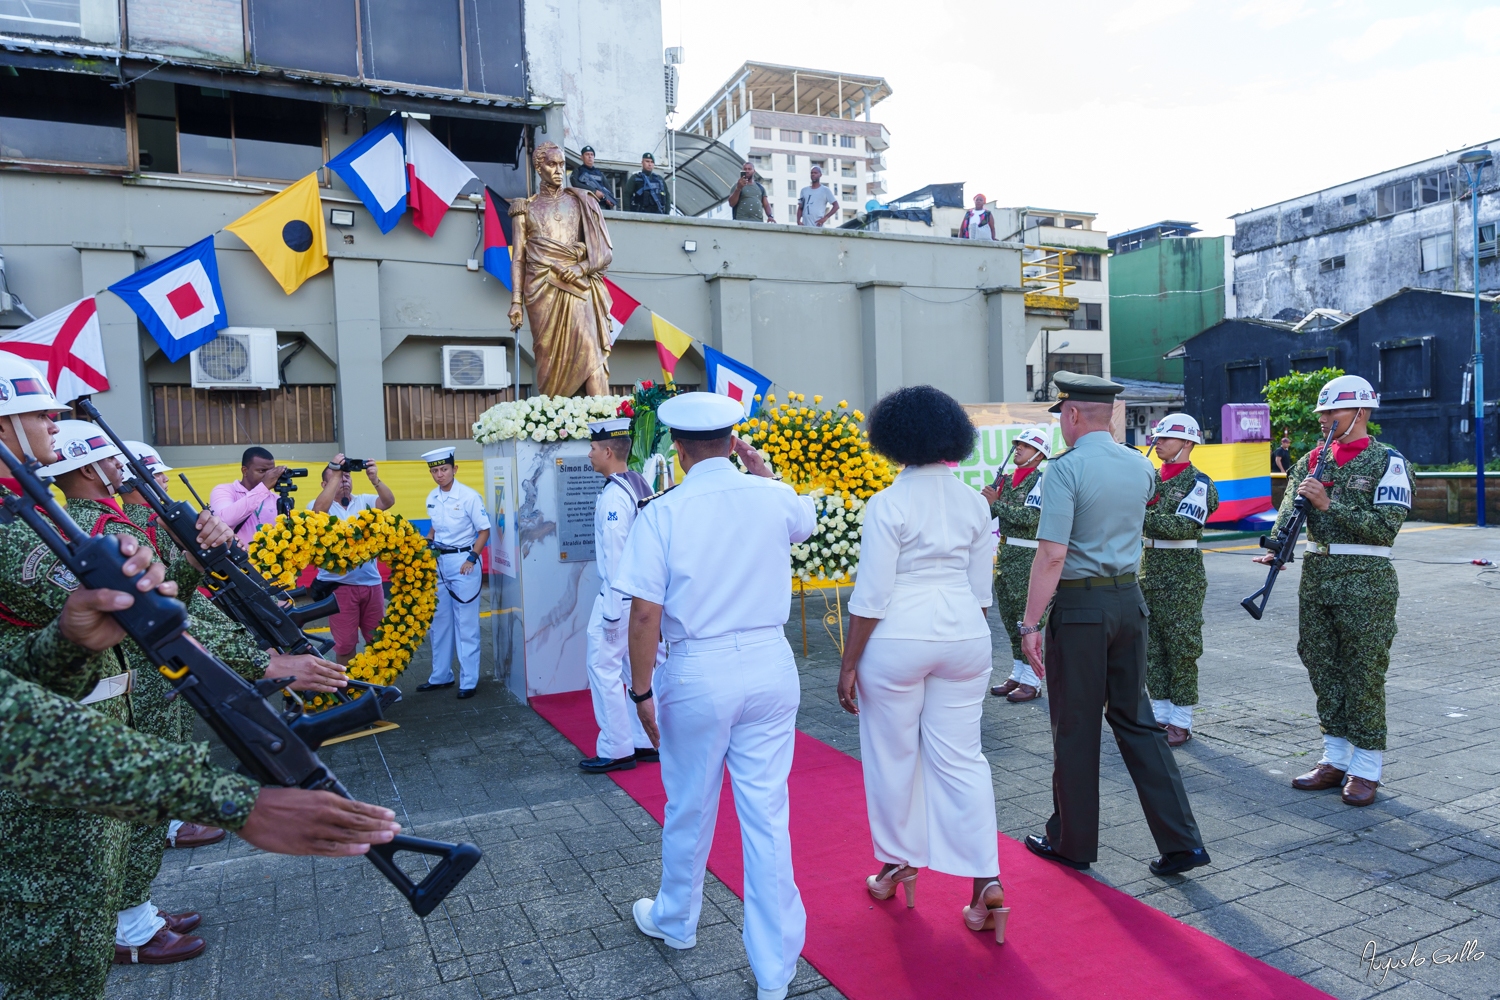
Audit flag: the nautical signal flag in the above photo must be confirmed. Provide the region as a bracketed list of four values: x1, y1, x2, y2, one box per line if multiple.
[326, 113, 407, 233]
[601, 276, 640, 345]
[651, 313, 693, 384]
[0, 296, 109, 404]
[405, 118, 476, 237]
[225, 173, 328, 295]
[482, 187, 513, 290]
[703, 345, 772, 419]
[107, 236, 228, 363]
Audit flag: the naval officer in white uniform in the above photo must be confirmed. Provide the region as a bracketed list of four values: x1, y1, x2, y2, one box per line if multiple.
[580, 416, 658, 773]
[614, 393, 816, 1000]
[418, 446, 490, 698]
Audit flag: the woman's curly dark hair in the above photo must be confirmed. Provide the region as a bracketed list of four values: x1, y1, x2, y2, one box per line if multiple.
[866, 385, 976, 467]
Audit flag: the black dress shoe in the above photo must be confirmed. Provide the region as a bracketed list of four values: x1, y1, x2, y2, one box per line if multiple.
[1150, 848, 1211, 876]
[634, 746, 660, 763]
[1024, 833, 1090, 870]
[415, 681, 454, 692]
[456, 688, 477, 699]
[579, 755, 637, 773]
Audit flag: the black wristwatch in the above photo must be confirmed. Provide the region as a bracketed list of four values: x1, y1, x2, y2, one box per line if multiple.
[629, 686, 653, 704]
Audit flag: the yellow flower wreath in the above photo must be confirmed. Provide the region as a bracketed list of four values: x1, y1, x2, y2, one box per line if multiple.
[249, 508, 439, 709]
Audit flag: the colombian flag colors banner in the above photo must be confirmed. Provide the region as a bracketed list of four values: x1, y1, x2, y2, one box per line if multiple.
[1142, 442, 1272, 524]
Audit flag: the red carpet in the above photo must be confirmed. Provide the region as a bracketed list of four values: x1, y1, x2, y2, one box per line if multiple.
[533, 690, 1331, 1000]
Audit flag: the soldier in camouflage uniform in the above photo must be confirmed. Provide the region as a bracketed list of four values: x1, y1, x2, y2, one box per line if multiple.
[1255, 374, 1412, 807]
[1140, 414, 1219, 747]
[980, 425, 1052, 702]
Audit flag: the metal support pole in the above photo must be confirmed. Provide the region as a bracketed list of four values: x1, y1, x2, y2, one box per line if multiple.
[1468, 160, 1488, 526]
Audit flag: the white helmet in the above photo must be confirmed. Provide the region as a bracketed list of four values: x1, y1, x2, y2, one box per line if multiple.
[123, 439, 172, 474]
[0, 354, 64, 418]
[44, 420, 123, 489]
[1014, 425, 1053, 459]
[1152, 412, 1203, 444]
[1315, 374, 1379, 412]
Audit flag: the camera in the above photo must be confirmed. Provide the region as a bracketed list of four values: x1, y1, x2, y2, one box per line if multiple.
[339, 458, 367, 472]
[274, 467, 308, 515]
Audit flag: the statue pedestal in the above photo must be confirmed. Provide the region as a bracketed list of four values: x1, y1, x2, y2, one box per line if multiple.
[483, 438, 600, 702]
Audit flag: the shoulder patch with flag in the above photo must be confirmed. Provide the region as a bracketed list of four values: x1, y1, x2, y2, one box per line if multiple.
[107, 236, 228, 363]
[0, 297, 109, 404]
[482, 187, 513, 290]
[326, 114, 407, 234]
[600, 276, 641, 346]
[703, 345, 771, 418]
[405, 118, 477, 237]
[225, 172, 329, 295]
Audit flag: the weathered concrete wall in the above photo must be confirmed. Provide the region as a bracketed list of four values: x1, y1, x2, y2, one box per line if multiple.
[1109, 236, 1226, 383]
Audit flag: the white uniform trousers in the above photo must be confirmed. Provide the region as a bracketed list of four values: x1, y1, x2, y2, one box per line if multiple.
[428, 554, 482, 690]
[652, 627, 805, 993]
[585, 596, 659, 758]
[856, 636, 999, 877]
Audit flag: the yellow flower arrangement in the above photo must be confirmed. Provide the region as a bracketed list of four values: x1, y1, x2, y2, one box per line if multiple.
[737, 392, 893, 500]
[249, 508, 438, 710]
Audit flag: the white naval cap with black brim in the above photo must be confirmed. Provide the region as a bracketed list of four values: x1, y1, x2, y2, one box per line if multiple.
[657, 392, 745, 440]
[421, 447, 457, 467]
[588, 417, 633, 440]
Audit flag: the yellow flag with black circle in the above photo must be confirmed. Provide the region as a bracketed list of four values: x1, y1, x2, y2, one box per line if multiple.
[225, 173, 328, 294]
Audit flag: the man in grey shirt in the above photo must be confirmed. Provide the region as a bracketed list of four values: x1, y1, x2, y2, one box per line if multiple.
[797, 166, 840, 227]
[1015, 371, 1209, 877]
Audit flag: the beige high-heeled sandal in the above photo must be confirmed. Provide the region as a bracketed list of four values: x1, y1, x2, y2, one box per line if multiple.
[962, 880, 1010, 944]
[865, 864, 918, 908]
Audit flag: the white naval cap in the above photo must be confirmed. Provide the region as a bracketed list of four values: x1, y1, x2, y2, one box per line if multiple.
[657, 392, 745, 440]
[44, 419, 121, 476]
[1152, 412, 1203, 444]
[123, 439, 171, 473]
[421, 446, 457, 467]
[588, 417, 633, 440]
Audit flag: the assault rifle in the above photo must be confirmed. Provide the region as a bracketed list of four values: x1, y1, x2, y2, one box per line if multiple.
[1241, 418, 1339, 620]
[0, 439, 481, 916]
[74, 399, 337, 654]
[987, 441, 1019, 493]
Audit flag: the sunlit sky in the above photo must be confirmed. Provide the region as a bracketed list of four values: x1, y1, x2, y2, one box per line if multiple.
[663, 0, 1500, 237]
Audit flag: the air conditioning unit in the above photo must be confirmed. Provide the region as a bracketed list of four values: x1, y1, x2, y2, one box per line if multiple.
[442, 345, 509, 390]
[190, 328, 280, 390]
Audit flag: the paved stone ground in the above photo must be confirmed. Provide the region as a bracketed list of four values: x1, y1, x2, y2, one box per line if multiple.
[108, 523, 1500, 1000]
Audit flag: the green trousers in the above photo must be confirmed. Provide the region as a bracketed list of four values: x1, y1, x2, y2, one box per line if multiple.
[0, 900, 115, 1000]
[1297, 594, 1397, 751]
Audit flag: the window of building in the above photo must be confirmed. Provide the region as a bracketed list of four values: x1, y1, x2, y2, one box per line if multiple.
[431, 114, 526, 197]
[839, 134, 855, 148]
[1225, 359, 1269, 402]
[1481, 224, 1498, 262]
[1300, 205, 1314, 219]
[129, 0, 244, 61]
[841, 185, 856, 201]
[809, 131, 827, 145]
[1318, 254, 1346, 273]
[1342, 193, 1358, 206]
[173, 85, 326, 182]
[0, 0, 117, 41]
[1026, 364, 1034, 392]
[779, 129, 801, 142]
[753, 126, 771, 139]
[0, 68, 128, 167]
[840, 160, 855, 177]
[1047, 353, 1103, 380]
[786, 179, 797, 197]
[1375, 336, 1434, 401]
[1420, 171, 1451, 205]
[1068, 253, 1102, 282]
[1063, 217, 1083, 228]
[1376, 180, 1415, 217]
[811, 158, 826, 173]
[842, 208, 855, 220]
[1068, 303, 1103, 331]
[1025, 214, 1056, 228]
[1420, 233, 1453, 272]
[749, 153, 770, 172]
[785, 153, 796, 168]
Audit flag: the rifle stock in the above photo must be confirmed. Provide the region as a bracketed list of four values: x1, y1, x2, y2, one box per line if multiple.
[0, 439, 481, 917]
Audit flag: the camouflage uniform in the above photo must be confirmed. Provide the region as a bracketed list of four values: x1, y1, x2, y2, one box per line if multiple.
[990, 465, 1044, 670]
[1274, 439, 1411, 757]
[1140, 464, 1218, 718]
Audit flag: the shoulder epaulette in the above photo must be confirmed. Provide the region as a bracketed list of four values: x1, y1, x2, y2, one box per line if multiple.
[637, 485, 677, 510]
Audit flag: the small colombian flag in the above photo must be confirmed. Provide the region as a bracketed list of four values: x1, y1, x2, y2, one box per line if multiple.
[482, 187, 513, 290]
[225, 173, 328, 294]
[651, 313, 693, 384]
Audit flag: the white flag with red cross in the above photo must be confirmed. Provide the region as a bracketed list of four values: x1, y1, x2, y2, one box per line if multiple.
[0, 297, 111, 404]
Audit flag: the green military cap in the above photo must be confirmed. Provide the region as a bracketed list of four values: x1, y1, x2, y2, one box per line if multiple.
[1048, 371, 1125, 413]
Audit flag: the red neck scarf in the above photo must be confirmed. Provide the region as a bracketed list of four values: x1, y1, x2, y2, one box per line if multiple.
[1309, 436, 1372, 470]
[1159, 462, 1191, 482]
[1011, 466, 1036, 489]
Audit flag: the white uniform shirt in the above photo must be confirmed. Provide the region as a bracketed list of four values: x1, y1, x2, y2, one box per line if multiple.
[613, 457, 816, 643]
[594, 478, 641, 623]
[848, 464, 996, 641]
[426, 481, 489, 550]
[312, 493, 383, 586]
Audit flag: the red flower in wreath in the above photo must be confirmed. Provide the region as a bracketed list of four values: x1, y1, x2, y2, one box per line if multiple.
[641, 380, 654, 389]
[617, 399, 636, 417]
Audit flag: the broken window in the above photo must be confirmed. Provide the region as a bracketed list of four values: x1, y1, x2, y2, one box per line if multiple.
[1376, 181, 1415, 217]
[1319, 255, 1346, 273]
[1419, 233, 1452, 272]
[0, 67, 127, 166]
[1419, 171, 1451, 205]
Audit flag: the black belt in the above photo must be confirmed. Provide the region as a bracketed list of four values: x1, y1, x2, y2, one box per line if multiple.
[430, 543, 469, 555]
[1057, 573, 1137, 589]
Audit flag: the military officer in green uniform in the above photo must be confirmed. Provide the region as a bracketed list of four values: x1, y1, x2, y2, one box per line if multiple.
[1016, 372, 1209, 876]
[1140, 413, 1219, 747]
[980, 424, 1051, 702]
[1254, 374, 1411, 807]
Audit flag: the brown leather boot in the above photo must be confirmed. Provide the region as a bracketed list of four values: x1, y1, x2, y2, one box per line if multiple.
[1165, 724, 1191, 748]
[158, 909, 201, 933]
[169, 823, 226, 848]
[1007, 684, 1040, 703]
[991, 679, 1020, 697]
[1341, 775, 1378, 806]
[1291, 763, 1347, 790]
[114, 926, 206, 965]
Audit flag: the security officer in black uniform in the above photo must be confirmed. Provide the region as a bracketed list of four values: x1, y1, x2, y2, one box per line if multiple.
[569, 146, 617, 209]
[624, 153, 672, 214]
[1016, 371, 1210, 877]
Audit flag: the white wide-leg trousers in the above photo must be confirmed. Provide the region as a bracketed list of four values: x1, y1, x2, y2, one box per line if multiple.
[428, 556, 481, 690]
[856, 635, 999, 877]
[585, 596, 658, 759]
[652, 628, 806, 993]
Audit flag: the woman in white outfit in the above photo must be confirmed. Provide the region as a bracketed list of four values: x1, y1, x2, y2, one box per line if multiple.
[839, 386, 1009, 943]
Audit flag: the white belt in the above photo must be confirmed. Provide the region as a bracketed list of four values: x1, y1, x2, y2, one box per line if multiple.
[1143, 538, 1198, 549]
[80, 670, 135, 706]
[669, 625, 784, 656]
[1310, 542, 1392, 558]
[1001, 536, 1038, 549]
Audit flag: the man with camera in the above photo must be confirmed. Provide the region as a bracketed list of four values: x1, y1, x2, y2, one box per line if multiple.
[311, 454, 395, 666]
[210, 447, 300, 546]
[728, 161, 774, 223]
